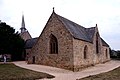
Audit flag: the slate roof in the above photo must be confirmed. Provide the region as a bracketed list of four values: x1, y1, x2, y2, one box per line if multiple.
[55, 13, 109, 46]
[56, 14, 95, 43]
[25, 37, 38, 49]
[101, 38, 109, 47]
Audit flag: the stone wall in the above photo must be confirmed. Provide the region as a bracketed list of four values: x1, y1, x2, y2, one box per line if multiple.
[73, 39, 94, 71]
[101, 46, 110, 62]
[20, 31, 32, 41]
[26, 49, 31, 60]
[73, 30, 110, 71]
[26, 49, 31, 55]
[28, 13, 74, 70]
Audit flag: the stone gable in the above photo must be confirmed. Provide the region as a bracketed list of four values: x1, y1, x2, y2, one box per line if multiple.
[28, 12, 74, 70]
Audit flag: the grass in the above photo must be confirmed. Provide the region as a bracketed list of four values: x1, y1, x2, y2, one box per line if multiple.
[77, 67, 120, 80]
[0, 63, 55, 80]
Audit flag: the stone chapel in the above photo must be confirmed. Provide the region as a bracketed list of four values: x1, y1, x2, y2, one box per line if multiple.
[23, 10, 110, 71]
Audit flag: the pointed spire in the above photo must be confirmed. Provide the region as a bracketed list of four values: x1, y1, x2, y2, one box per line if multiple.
[20, 14, 26, 33]
[22, 14, 25, 28]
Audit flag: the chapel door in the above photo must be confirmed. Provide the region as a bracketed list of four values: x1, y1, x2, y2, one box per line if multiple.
[32, 56, 35, 64]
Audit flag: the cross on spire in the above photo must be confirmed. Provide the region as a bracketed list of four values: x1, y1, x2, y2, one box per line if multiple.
[53, 7, 55, 12]
[96, 24, 97, 27]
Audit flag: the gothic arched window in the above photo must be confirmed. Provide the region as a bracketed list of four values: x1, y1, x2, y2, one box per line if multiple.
[96, 33, 99, 53]
[84, 45, 88, 59]
[50, 34, 58, 54]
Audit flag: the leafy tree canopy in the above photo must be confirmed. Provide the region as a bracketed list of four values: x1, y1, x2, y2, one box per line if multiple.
[0, 22, 24, 61]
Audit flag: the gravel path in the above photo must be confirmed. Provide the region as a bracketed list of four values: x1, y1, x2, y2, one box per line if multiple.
[13, 60, 120, 80]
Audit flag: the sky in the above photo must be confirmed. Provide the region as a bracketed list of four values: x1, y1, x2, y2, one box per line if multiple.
[0, 0, 120, 50]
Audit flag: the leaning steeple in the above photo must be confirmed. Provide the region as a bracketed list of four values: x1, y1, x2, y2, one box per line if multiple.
[20, 14, 27, 33]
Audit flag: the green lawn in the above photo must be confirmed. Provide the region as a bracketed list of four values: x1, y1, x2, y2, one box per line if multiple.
[0, 63, 54, 80]
[77, 67, 120, 80]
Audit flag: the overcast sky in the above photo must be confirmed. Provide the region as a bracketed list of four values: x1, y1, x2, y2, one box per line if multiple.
[0, 0, 120, 50]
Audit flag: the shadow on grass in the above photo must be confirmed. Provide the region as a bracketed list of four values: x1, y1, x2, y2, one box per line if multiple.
[0, 63, 55, 80]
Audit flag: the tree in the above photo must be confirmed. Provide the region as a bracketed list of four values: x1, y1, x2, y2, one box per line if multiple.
[116, 50, 120, 58]
[0, 22, 24, 61]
